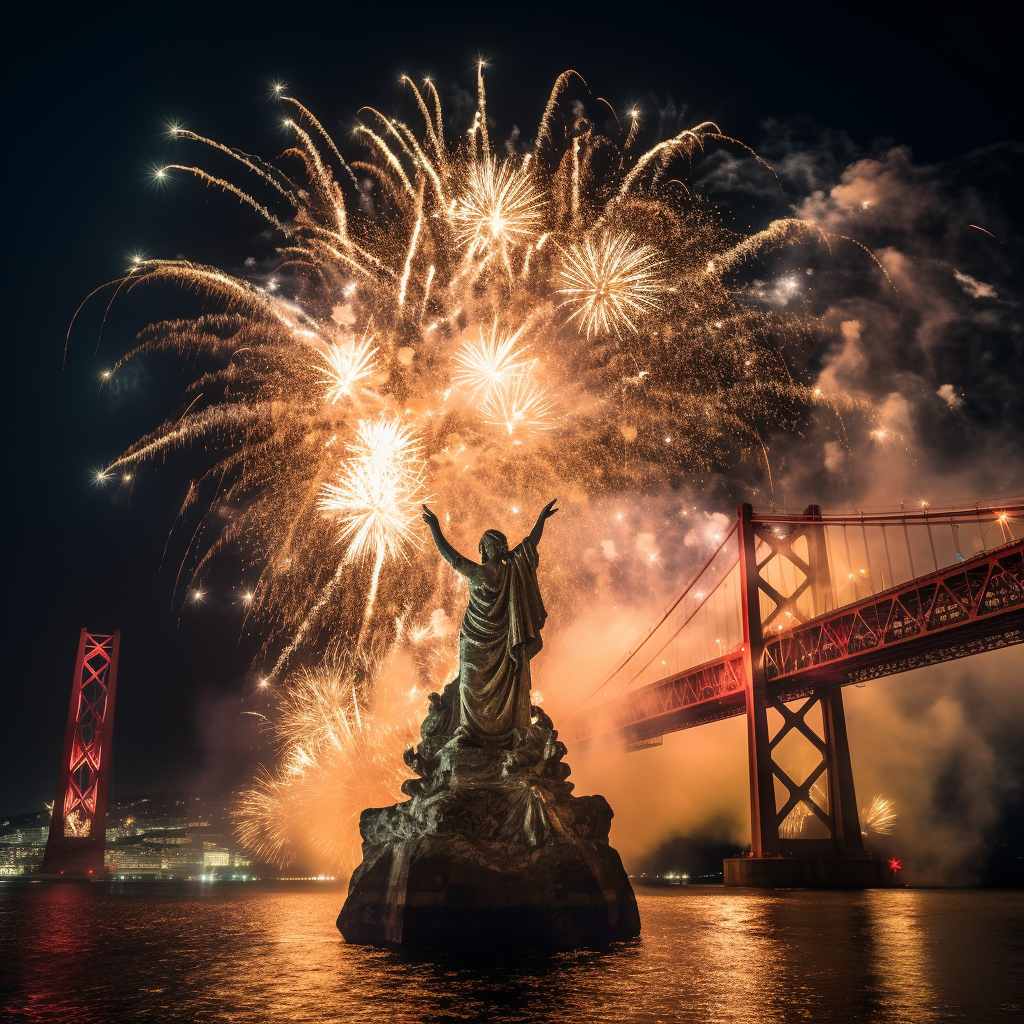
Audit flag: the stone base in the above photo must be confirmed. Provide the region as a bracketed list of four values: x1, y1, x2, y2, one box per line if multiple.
[339, 688, 641, 949]
[724, 854, 892, 888]
[339, 834, 640, 949]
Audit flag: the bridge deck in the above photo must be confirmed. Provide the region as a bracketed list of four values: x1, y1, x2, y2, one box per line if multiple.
[568, 539, 1023, 746]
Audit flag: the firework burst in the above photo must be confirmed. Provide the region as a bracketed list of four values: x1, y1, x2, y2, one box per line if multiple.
[779, 782, 897, 841]
[455, 156, 545, 259]
[452, 319, 531, 399]
[234, 658, 421, 872]
[861, 794, 896, 837]
[478, 373, 555, 437]
[315, 333, 380, 404]
[557, 231, 665, 338]
[319, 415, 427, 565]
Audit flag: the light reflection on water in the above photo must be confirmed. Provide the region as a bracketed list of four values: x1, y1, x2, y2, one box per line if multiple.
[2, 882, 1021, 1023]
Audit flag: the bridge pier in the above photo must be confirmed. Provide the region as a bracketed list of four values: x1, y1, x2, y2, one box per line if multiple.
[39, 630, 120, 879]
[724, 852, 890, 888]
[729, 505, 888, 888]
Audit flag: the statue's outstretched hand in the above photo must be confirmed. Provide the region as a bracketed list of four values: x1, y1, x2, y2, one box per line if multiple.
[421, 504, 439, 528]
[528, 498, 558, 547]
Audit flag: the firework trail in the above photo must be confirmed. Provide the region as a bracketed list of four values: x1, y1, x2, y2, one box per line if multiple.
[91, 68, 875, 870]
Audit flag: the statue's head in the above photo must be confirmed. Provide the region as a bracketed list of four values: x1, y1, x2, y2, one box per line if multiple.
[478, 529, 509, 564]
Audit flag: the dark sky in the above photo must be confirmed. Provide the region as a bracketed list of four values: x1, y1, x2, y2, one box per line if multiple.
[6, 3, 1020, 817]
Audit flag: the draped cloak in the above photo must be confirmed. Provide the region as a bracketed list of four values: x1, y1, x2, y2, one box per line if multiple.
[457, 538, 547, 746]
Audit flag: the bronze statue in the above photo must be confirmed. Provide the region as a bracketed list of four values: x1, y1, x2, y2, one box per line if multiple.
[338, 496, 640, 948]
[421, 500, 558, 748]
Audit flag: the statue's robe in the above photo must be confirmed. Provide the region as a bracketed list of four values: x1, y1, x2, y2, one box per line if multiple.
[457, 539, 547, 746]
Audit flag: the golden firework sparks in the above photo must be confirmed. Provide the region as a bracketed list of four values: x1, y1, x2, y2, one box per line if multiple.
[314, 334, 379, 404]
[452, 319, 531, 399]
[454, 156, 545, 258]
[861, 794, 897, 837]
[556, 231, 665, 338]
[234, 658, 420, 872]
[478, 372, 555, 437]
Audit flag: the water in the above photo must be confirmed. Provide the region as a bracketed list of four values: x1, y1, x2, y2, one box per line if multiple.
[2, 881, 1021, 1023]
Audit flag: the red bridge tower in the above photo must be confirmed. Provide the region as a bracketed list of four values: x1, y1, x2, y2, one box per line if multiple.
[40, 629, 121, 877]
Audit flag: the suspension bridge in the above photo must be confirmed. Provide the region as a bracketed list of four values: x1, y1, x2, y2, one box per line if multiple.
[566, 500, 1023, 887]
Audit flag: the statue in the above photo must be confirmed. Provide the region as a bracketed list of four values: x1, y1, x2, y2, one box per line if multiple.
[420, 499, 557, 748]
[337, 500, 641, 949]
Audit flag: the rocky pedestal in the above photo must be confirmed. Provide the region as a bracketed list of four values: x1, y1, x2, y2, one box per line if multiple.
[337, 683, 640, 949]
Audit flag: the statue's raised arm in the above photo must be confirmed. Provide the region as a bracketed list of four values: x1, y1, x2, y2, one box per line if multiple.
[528, 498, 559, 548]
[421, 505, 478, 578]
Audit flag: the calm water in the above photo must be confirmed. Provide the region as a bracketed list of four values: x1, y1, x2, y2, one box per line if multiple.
[1, 881, 1021, 1023]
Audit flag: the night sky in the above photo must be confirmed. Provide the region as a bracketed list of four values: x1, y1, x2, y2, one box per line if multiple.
[7, 3, 1021, 828]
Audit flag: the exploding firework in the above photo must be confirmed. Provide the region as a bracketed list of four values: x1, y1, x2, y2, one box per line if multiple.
[63, 811, 91, 838]
[556, 231, 665, 339]
[234, 658, 423, 871]
[315, 333, 379, 404]
[88, 68, 877, 870]
[861, 794, 896, 837]
[451, 319, 532, 399]
[779, 781, 896, 840]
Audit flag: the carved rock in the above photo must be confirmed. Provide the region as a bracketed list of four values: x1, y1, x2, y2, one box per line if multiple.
[337, 688, 640, 948]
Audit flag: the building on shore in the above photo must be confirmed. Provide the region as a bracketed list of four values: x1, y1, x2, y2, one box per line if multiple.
[1, 793, 252, 879]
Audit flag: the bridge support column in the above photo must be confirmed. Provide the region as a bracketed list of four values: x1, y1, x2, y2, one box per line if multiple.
[728, 505, 886, 887]
[738, 503, 777, 857]
[40, 629, 120, 878]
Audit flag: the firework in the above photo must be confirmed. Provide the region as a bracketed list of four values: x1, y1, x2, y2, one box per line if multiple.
[63, 811, 91, 838]
[91, 69, 876, 870]
[557, 231, 665, 338]
[455, 156, 545, 259]
[478, 373, 555, 437]
[314, 333, 379, 404]
[235, 658, 426, 871]
[319, 415, 427, 565]
[861, 794, 896, 836]
[99, 71, 851, 665]
[779, 782, 897, 840]
[452, 319, 531, 399]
